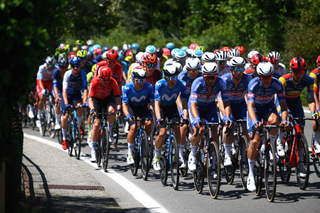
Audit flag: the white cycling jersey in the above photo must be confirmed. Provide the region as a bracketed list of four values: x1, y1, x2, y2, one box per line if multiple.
[37, 63, 58, 81]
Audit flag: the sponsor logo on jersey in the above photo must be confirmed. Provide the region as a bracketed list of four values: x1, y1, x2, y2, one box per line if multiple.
[131, 96, 146, 102]
[256, 95, 272, 101]
[191, 94, 197, 99]
[248, 92, 254, 98]
[287, 91, 300, 96]
[229, 91, 245, 96]
[162, 94, 177, 102]
[309, 84, 314, 91]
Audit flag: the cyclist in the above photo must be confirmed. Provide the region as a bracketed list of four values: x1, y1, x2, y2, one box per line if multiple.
[52, 57, 69, 130]
[309, 55, 320, 112]
[177, 57, 202, 168]
[122, 68, 154, 164]
[220, 57, 252, 166]
[142, 54, 162, 87]
[88, 66, 121, 162]
[153, 65, 189, 171]
[75, 40, 83, 51]
[201, 52, 216, 64]
[61, 57, 88, 150]
[126, 52, 144, 82]
[86, 39, 94, 50]
[36, 56, 58, 128]
[156, 47, 168, 71]
[268, 51, 287, 76]
[227, 48, 240, 65]
[235, 46, 246, 57]
[189, 62, 232, 173]
[215, 50, 230, 76]
[246, 61, 289, 191]
[118, 51, 129, 84]
[77, 50, 93, 74]
[244, 53, 265, 78]
[279, 57, 320, 155]
[245, 50, 259, 69]
[265, 56, 282, 79]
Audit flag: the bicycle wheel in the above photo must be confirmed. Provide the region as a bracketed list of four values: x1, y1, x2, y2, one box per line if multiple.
[97, 132, 103, 167]
[47, 105, 56, 139]
[239, 135, 249, 189]
[103, 127, 111, 172]
[73, 118, 81, 159]
[295, 133, 310, 190]
[220, 143, 234, 184]
[57, 129, 63, 144]
[193, 150, 204, 193]
[160, 154, 168, 186]
[148, 129, 155, 169]
[207, 141, 221, 199]
[39, 110, 47, 136]
[278, 136, 291, 184]
[113, 122, 119, 148]
[140, 130, 149, 180]
[170, 136, 179, 190]
[29, 117, 35, 130]
[67, 118, 73, 156]
[180, 137, 190, 177]
[80, 116, 85, 142]
[254, 159, 263, 196]
[265, 141, 277, 202]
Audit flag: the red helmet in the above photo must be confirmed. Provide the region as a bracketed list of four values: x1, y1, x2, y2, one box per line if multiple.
[290, 57, 306, 69]
[163, 48, 171, 56]
[251, 54, 265, 65]
[99, 66, 112, 79]
[68, 52, 77, 61]
[266, 56, 278, 64]
[213, 49, 220, 54]
[143, 54, 158, 64]
[126, 50, 132, 57]
[317, 55, 320, 66]
[106, 49, 119, 61]
[94, 48, 102, 55]
[189, 43, 199, 50]
[221, 46, 231, 53]
[235, 46, 245, 55]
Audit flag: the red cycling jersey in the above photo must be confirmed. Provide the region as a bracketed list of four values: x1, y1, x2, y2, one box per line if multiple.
[146, 68, 162, 87]
[89, 76, 120, 100]
[94, 61, 122, 84]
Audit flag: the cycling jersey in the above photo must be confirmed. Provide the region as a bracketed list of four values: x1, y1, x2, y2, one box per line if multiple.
[218, 64, 231, 76]
[37, 63, 57, 81]
[178, 70, 202, 98]
[120, 60, 129, 77]
[52, 69, 64, 91]
[146, 68, 162, 87]
[89, 76, 120, 99]
[159, 55, 169, 71]
[310, 67, 320, 93]
[93, 61, 123, 84]
[63, 69, 87, 95]
[122, 82, 154, 107]
[80, 60, 93, 74]
[275, 63, 287, 76]
[155, 79, 188, 107]
[86, 71, 94, 89]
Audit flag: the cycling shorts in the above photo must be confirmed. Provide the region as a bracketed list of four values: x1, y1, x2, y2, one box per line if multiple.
[189, 104, 219, 128]
[62, 93, 82, 114]
[52, 89, 65, 112]
[159, 104, 180, 128]
[92, 96, 116, 119]
[128, 104, 152, 125]
[230, 102, 247, 121]
[36, 80, 53, 96]
[286, 99, 305, 128]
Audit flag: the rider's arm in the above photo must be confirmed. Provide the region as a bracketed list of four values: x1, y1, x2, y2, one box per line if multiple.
[176, 94, 183, 111]
[247, 101, 257, 122]
[122, 102, 129, 117]
[155, 101, 161, 120]
[191, 102, 199, 118]
[115, 96, 121, 111]
[223, 101, 231, 117]
[63, 89, 68, 105]
[279, 101, 288, 121]
[88, 97, 94, 110]
[54, 87, 60, 100]
[82, 89, 88, 104]
[182, 100, 188, 119]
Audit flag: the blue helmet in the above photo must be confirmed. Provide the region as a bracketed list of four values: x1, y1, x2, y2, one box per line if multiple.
[166, 42, 175, 51]
[101, 46, 110, 53]
[118, 52, 125, 60]
[58, 57, 68, 67]
[88, 46, 94, 54]
[145, 45, 156, 54]
[181, 46, 188, 52]
[70, 56, 81, 65]
[192, 49, 203, 58]
[171, 48, 180, 57]
[93, 44, 101, 50]
[175, 50, 187, 60]
[132, 43, 140, 50]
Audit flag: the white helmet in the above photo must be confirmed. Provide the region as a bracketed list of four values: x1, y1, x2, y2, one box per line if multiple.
[163, 64, 179, 76]
[215, 50, 228, 61]
[175, 50, 187, 60]
[145, 45, 156, 54]
[136, 52, 145, 64]
[248, 50, 259, 59]
[174, 62, 183, 72]
[227, 49, 240, 59]
[202, 62, 218, 75]
[229, 57, 246, 67]
[86, 40, 94, 46]
[122, 44, 130, 51]
[256, 61, 274, 76]
[186, 49, 194, 57]
[268, 51, 281, 62]
[81, 45, 87, 50]
[132, 68, 146, 79]
[201, 52, 216, 62]
[186, 57, 201, 70]
[192, 49, 203, 59]
[112, 46, 119, 51]
[59, 43, 65, 49]
[45, 56, 56, 67]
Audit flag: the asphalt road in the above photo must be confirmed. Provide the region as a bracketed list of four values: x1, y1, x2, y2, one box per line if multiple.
[23, 109, 320, 213]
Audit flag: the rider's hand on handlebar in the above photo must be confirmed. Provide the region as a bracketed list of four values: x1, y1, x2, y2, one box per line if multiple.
[280, 119, 291, 130]
[156, 118, 163, 128]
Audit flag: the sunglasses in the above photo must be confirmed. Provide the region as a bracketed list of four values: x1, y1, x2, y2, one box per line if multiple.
[48, 64, 55, 68]
[204, 75, 217, 81]
[188, 69, 199, 73]
[292, 69, 305, 75]
[146, 63, 157, 68]
[260, 75, 272, 80]
[59, 65, 68, 69]
[217, 60, 227, 65]
[79, 57, 87, 61]
[134, 78, 146, 83]
[165, 76, 177, 81]
[231, 67, 245, 72]
[71, 64, 80, 68]
[99, 77, 110, 82]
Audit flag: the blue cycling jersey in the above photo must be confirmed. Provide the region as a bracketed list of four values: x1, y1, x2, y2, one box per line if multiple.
[178, 70, 202, 98]
[221, 73, 252, 107]
[63, 69, 88, 95]
[122, 82, 154, 107]
[154, 79, 188, 107]
[52, 69, 63, 91]
[218, 65, 231, 77]
[189, 76, 229, 109]
[120, 61, 129, 76]
[247, 77, 285, 109]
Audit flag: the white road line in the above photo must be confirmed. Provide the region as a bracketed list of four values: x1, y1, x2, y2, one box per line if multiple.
[24, 134, 169, 213]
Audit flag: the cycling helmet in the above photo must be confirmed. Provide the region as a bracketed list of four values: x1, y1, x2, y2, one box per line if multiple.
[87, 51, 93, 59]
[118, 52, 125, 60]
[174, 62, 183, 73]
[186, 49, 193, 57]
[166, 42, 175, 50]
[145, 45, 156, 54]
[87, 39, 94, 46]
[227, 49, 240, 59]
[131, 49, 138, 56]
[99, 66, 112, 79]
[221, 46, 231, 53]
[58, 57, 68, 67]
[163, 48, 171, 56]
[317, 55, 320, 66]
[201, 52, 216, 62]
[189, 43, 199, 50]
[77, 50, 87, 58]
[81, 45, 87, 50]
[163, 64, 179, 76]
[235, 46, 245, 55]
[247, 50, 259, 59]
[195, 45, 205, 52]
[136, 52, 145, 64]
[122, 44, 130, 51]
[111, 46, 118, 52]
[156, 47, 163, 58]
[75, 40, 83, 46]
[131, 43, 140, 50]
[268, 51, 281, 62]
[229, 57, 246, 67]
[127, 44, 131, 50]
[45, 56, 56, 67]
[202, 62, 219, 76]
[126, 49, 132, 57]
[68, 52, 77, 61]
[215, 50, 228, 61]
[192, 49, 203, 58]
[106, 49, 119, 61]
[101, 46, 110, 53]
[132, 68, 146, 79]
[186, 57, 201, 70]
[143, 54, 158, 64]
[59, 43, 65, 49]
[213, 49, 220, 54]
[88, 46, 94, 53]
[256, 61, 274, 76]
[171, 48, 180, 58]
[175, 50, 187, 60]
[94, 48, 102, 55]
[181, 46, 188, 52]
[290, 57, 306, 69]
[70, 56, 81, 65]
[266, 56, 278, 64]
[93, 44, 101, 50]
[251, 54, 265, 66]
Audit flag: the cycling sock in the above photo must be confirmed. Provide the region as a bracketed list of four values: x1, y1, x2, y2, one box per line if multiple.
[278, 129, 285, 144]
[224, 143, 232, 158]
[55, 114, 60, 124]
[191, 145, 198, 157]
[77, 116, 82, 127]
[38, 109, 42, 120]
[248, 158, 256, 177]
[108, 122, 113, 133]
[179, 144, 185, 158]
[91, 141, 97, 151]
[154, 148, 160, 158]
[62, 128, 67, 140]
[128, 143, 134, 155]
[270, 134, 277, 147]
[88, 124, 91, 135]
